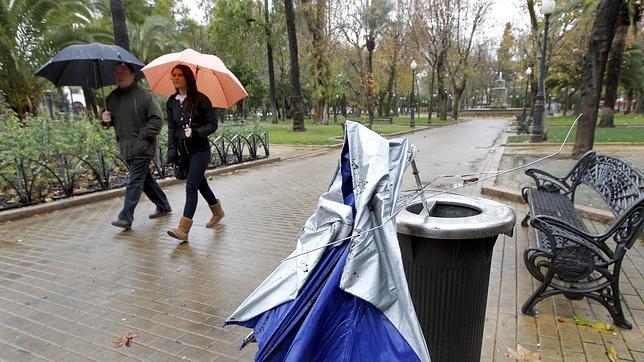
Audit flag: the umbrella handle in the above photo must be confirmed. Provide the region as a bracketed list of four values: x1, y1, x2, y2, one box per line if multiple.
[101, 87, 107, 111]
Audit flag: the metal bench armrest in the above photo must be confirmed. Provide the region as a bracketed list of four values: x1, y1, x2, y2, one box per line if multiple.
[525, 168, 572, 194]
[596, 200, 644, 249]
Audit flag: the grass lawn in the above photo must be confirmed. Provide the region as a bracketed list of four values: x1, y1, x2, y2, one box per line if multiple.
[263, 122, 412, 145]
[545, 113, 643, 126]
[508, 126, 644, 143]
[335, 114, 453, 127]
[220, 114, 451, 145]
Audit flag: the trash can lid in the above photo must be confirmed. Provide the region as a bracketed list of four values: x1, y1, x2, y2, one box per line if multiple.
[396, 192, 516, 239]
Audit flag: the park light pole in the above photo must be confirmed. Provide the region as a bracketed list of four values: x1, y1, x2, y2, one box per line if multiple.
[334, 94, 338, 123]
[410, 60, 417, 127]
[521, 67, 532, 123]
[531, 0, 555, 142]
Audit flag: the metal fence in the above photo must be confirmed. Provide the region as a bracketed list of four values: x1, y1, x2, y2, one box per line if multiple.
[0, 132, 269, 211]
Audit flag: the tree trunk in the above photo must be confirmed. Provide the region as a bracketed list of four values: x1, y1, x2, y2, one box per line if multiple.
[598, 4, 629, 128]
[572, 0, 623, 157]
[110, 0, 130, 50]
[436, 47, 448, 120]
[302, 0, 328, 125]
[383, 61, 397, 117]
[562, 84, 569, 116]
[283, 0, 305, 131]
[452, 88, 464, 120]
[82, 87, 99, 118]
[625, 89, 634, 114]
[366, 36, 376, 128]
[427, 70, 434, 124]
[264, 0, 278, 124]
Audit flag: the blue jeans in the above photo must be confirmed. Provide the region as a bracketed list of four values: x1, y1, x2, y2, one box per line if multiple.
[183, 149, 217, 218]
[118, 159, 171, 223]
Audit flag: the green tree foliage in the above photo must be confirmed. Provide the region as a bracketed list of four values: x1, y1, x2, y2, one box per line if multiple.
[621, 42, 644, 108]
[208, 0, 266, 113]
[496, 22, 514, 77]
[129, 16, 186, 63]
[0, 0, 103, 115]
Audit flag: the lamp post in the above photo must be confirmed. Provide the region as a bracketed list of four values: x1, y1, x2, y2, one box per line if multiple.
[531, 0, 555, 142]
[521, 67, 532, 123]
[410, 60, 417, 127]
[334, 94, 338, 123]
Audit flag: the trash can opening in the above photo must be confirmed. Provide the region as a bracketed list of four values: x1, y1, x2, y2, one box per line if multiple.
[406, 202, 481, 218]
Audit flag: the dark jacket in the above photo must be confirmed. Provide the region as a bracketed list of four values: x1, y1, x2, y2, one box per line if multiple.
[166, 92, 218, 163]
[106, 83, 163, 160]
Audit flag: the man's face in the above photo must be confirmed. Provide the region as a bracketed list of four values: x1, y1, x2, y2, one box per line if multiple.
[114, 64, 135, 88]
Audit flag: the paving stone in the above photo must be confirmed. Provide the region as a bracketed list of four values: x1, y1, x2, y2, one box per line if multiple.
[562, 350, 586, 362]
[177, 345, 219, 361]
[584, 342, 610, 362]
[148, 337, 186, 356]
[2, 121, 643, 361]
[54, 352, 95, 362]
[539, 336, 563, 360]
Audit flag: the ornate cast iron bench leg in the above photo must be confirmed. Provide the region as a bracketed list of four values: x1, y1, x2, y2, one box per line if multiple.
[595, 270, 632, 329]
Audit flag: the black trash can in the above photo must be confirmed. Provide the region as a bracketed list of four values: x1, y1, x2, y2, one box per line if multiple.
[396, 193, 515, 362]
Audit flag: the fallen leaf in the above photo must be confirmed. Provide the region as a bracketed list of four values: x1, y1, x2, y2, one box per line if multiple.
[572, 315, 614, 332]
[606, 346, 618, 362]
[113, 331, 140, 348]
[506, 344, 541, 361]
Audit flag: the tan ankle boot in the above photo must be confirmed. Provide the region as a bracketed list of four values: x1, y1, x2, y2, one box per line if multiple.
[205, 201, 224, 228]
[167, 217, 193, 241]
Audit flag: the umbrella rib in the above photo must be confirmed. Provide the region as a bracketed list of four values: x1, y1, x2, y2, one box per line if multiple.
[56, 61, 76, 87]
[201, 67, 232, 108]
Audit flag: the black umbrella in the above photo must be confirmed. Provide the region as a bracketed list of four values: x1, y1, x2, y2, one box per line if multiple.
[35, 42, 144, 89]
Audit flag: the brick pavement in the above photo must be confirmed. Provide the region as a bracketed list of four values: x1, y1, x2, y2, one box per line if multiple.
[1, 120, 641, 361]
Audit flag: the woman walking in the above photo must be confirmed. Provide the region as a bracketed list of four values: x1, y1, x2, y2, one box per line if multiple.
[166, 64, 224, 241]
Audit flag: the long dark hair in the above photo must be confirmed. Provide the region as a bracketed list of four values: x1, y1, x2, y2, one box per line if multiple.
[172, 64, 198, 117]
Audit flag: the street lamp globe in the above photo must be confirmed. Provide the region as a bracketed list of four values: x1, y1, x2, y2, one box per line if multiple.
[541, 0, 555, 15]
[525, 67, 533, 76]
[410, 60, 418, 70]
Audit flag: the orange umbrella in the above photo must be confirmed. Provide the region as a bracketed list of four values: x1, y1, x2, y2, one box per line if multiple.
[141, 49, 247, 109]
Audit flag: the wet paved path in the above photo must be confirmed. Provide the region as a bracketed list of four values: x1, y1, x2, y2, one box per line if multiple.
[1, 119, 641, 361]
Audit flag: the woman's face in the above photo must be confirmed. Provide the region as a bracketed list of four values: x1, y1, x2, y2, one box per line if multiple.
[171, 68, 187, 89]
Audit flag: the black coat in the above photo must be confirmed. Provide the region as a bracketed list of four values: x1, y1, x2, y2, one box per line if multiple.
[106, 83, 163, 160]
[166, 92, 218, 163]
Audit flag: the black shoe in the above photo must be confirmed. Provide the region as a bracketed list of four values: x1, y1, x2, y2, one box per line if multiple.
[149, 208, 172, 219]
[111, 219, 132, 230]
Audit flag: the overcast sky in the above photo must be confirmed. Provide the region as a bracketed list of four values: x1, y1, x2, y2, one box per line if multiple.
[487, 0, 530, 44]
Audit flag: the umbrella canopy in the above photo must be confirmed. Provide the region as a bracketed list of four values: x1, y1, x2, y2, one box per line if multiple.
[226, 121, 430, 361]
[35, 43, 144, 89]
[141, 48, 247, 109]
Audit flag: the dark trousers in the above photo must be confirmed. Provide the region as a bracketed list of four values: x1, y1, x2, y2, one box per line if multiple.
[118, 159, 171, 223]
[184, 149, 217, 218]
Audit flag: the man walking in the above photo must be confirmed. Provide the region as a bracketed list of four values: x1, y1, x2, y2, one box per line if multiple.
[102, 63, 172, 230]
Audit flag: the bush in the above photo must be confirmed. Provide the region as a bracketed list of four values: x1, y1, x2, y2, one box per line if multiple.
[0, 113, 268, 210]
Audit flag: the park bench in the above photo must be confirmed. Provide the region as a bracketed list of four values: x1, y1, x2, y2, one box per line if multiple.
[515, 114, 532, 134]
[373, 117, 393, 124]
[520, 151, 644, 329]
